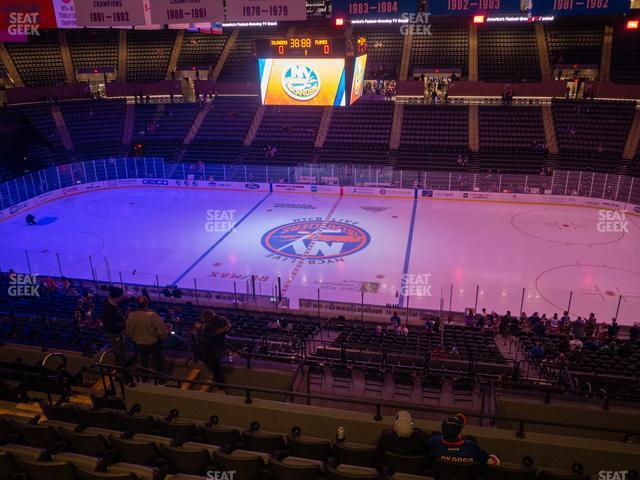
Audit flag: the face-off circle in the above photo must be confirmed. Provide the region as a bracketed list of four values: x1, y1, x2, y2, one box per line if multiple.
[535, 264, 640, 318]
[511, 208, 625, 246]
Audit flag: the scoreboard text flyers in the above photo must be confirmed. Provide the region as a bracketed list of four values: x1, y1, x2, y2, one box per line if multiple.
[75, 0, 147, 26]
[227, 0, 307, 22]
[150, 0, 224, 25]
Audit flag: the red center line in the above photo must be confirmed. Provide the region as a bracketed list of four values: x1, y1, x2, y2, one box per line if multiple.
[279, 197, 342, 301]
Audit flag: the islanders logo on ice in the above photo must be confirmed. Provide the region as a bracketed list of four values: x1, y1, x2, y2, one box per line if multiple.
[281, 64, 321, 101]
[261, 220, 370, 263]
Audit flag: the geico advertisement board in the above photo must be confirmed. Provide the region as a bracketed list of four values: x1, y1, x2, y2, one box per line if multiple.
[350, 54, 367, 105]
[258, 58, 346, 106]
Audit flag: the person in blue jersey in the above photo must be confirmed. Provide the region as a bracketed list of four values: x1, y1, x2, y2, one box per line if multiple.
[427, 413, 500, 466]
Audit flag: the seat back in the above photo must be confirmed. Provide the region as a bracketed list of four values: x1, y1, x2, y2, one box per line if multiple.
[59, 428, 110, 457]
[325, 466, 379, 480]
[381, 451, 428, 475]
[116, 414, 157, 435]
[9, 419, 61, 449]
[74, 408, 117, 429]
[269, 459, 321, 480]
[198, 426, 242, 448]
[157, 420, 199, 442]
[39, 402, 77, 423]
[433, 459, 483, 480]
[14, 457, 76, 480]
[289, 437, 332, 461]
[242, 431, 286, 454]
[486, 464, 537, 480]
[158, 443, 213, 475]
[0, 451, 17, 479]
[109, 436, 161, 466]
[335, 443, 377, 467]
[213, 451, 264, 480]
[538, 471, 590, 480]
[76, 467, 137, 480]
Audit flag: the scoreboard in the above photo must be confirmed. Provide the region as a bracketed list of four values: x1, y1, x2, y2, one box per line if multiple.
[269, 38, 342, 57]
[428, 0, 529, 15]
[257, 36, 368, 107]
[531, 0, 631, 16]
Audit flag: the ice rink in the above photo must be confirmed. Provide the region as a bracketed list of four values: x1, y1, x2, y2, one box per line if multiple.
[1, 186, 639, 325]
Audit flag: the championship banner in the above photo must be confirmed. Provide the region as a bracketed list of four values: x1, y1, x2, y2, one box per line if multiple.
[52, 0, 78, 28]
[75, 0, 147, 27]
[0, 0, 57, 42]
[226, 0, 307, 22]
[150, 0, 224, 24]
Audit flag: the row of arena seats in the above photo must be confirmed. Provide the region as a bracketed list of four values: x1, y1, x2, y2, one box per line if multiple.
[0, 400, 606, 480]
[5, 97, 637, 176]
[552, 99, 636, 172]
[517, 331, 640, 377]
[329, 325, 505, 364]
[6, 21, 640, 87]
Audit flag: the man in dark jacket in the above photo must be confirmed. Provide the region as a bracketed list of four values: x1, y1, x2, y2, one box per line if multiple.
[377, 411, 430, 457]
[427, 414, 499, 465]
[100, 287, 126, 364]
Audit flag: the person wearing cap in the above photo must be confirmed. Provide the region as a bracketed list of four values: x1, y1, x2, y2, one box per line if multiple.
[126, 296, 167, 373]
[377, 411, 430, 457]
[427, 413, 499, 466]
[100, 286, 126, 364]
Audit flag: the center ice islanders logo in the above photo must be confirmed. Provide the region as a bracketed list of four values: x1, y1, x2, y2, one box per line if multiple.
[281, 65, 321, 101]
[261, 220, 370, 261]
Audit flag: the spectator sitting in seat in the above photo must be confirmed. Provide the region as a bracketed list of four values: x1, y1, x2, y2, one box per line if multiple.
[608, 319, 619, 340]
[390, 311, 401, 328]
[630, 324, 640, 344]
[569, 335, 583, 352]
[530, 342, 545, 362]
[377, 411, 430, 457]
[427, 413, 499, 465]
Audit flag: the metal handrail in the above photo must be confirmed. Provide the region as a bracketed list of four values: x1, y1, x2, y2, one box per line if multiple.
[88, 362, 640, 442]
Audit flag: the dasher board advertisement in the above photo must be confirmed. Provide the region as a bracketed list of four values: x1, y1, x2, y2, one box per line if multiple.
[259, 58, 346, 107]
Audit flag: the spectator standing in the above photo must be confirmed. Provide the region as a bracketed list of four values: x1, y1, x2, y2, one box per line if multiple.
[100, 287, 126, 365]
[202, 310, 232, 385]
[560, 311, 571, 335]
[126, 296, 167, 373]
[572, 316, 585, 338]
